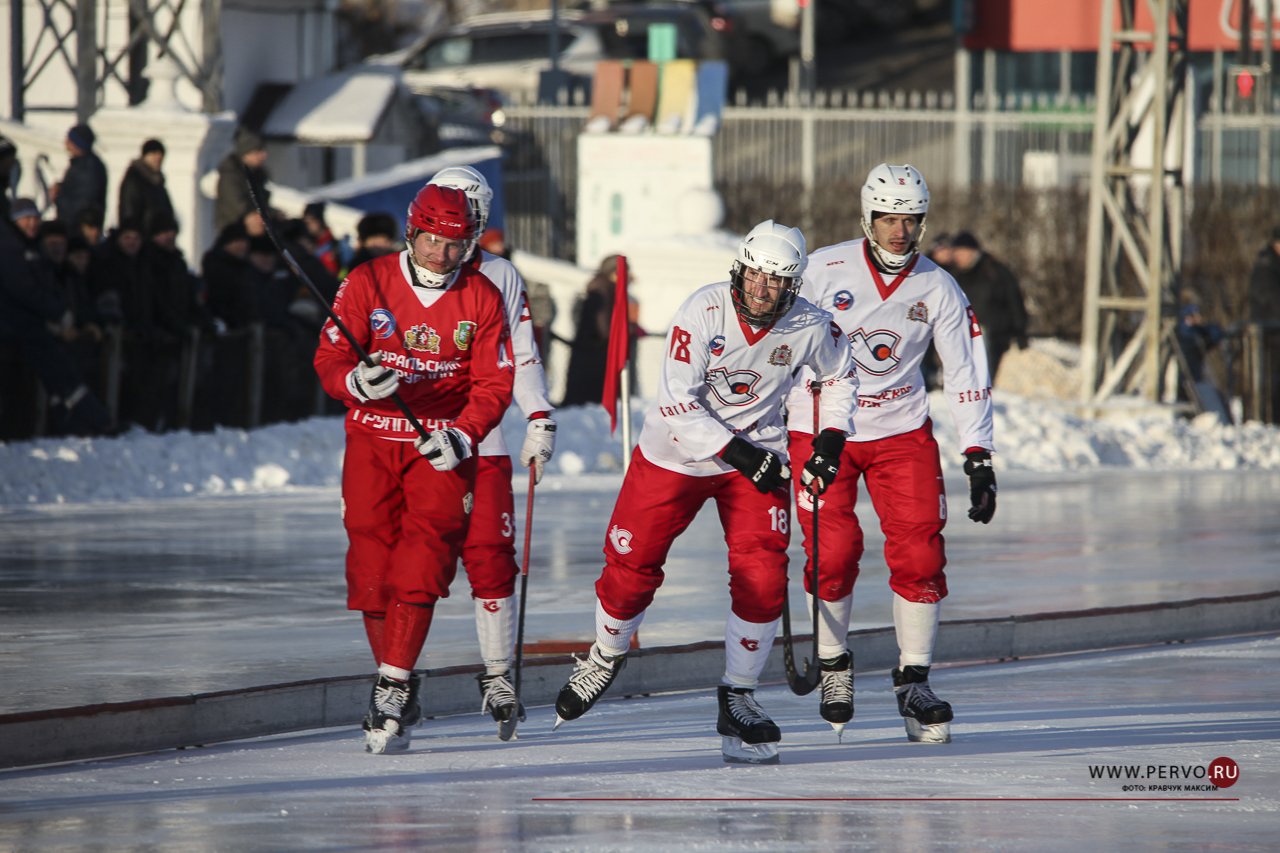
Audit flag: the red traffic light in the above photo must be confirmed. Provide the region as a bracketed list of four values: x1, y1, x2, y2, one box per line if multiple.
[1236, 70, 1256, 99]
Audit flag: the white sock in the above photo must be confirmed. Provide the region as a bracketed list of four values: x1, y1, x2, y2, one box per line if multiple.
[723, 612, 780, 688]
[807, 591, 853, 660]
[378, 663, 412, 682]
[474, 596, 516, 675]
[893, 594, 939, 668]
[595, 598, 643, 657]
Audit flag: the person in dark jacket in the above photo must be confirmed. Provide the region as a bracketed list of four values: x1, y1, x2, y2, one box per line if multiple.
[1, 213, 111, 436]
[1247, 225, 1280, 422]
[117, 138, 176, 239]
[215, 128, 270, 233]
[53, 123, 108, 228]
[949, 231, 1030, 381]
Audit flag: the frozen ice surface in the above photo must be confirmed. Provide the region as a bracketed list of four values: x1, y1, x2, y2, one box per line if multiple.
[1, 636, 1275, 851]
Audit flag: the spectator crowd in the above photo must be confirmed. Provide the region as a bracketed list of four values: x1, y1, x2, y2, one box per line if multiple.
[0, 124, 407, 440]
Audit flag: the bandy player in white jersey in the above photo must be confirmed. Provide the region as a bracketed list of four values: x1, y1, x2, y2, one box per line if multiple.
[552, 221, 857, 765]
[427, 165, 556, 740]
[785, 163, 998, 745]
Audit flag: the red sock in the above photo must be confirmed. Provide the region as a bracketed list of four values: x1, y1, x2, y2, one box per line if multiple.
[362, 612, 386, 665]
[381, 600, 435, 672]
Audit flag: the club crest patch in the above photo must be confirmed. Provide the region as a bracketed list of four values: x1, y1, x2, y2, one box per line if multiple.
[454, 320, 477, 350]
[768, 344, 794, 367]
[907, 301, 929, 324]
[709, 335, 725, 357]
[404, 324, 440, 353]
[833, 290, 853, 311]
[370, 308, 396, 339]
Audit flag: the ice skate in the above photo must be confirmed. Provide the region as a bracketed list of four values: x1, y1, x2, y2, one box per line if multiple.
[363, 674, 412, 754]
[553, 643, 626, 729]
[401, 673, 422, 728]
[717, 685, 781, 765]
[478, 671, 525, 741]
[818, 650, 854, 740]
[893, 665, 953, 744]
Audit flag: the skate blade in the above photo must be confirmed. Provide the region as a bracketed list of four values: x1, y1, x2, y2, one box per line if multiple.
[904, 718, 951, 744]
[364, 728, 410, 754]
[552, 715, 567, 731]
[721, 736, 780, 765]
[828, 721, 846, 741]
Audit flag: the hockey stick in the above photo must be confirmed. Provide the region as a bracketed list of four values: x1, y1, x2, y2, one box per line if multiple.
[782, 381, 823, 696]
[242, 168, 429, 439]
[503, 464, 537, 740]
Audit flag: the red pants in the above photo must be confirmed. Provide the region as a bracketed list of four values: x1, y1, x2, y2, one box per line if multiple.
[461, 454, 519, 600]
[788, 420, 948, 604]
[342, 432, 476, 612]
[595, 448, 791, 624]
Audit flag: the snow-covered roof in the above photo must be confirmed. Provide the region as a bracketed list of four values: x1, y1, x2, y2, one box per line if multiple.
[260, 69, 399, 144]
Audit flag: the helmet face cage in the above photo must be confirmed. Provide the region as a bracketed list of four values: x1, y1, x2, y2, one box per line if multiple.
[428, 166, 494, 253]
[730, 220, 807, 326]
[860, 163, 929, 271]
[405, 184, 477, 288]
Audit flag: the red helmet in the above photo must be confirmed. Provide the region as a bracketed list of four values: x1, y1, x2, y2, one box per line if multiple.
[406, 183, 476, 241]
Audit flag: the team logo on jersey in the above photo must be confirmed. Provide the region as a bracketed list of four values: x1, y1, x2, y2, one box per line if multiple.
[609, 524, 634, 554]
[519, 294, 532, 323]
[454, 320, 477, 350]
[907, 301, 929, 323]
[796, 489, 825, 513]
[833, 290, 853, 311]
[463, 492, 474, 515]
[404, 324, 440, 353]
[740, 638, 760, 651]
[966, 305, 983, 337]
[768, 344, 793, 367]
[325, 324, 340, 344]
[709, 335, 725, 357]
[848, 328, 903, 376]
[706, 367, 761, 406]
[370, 309, 397, 339]
[482, 600, 501, 613]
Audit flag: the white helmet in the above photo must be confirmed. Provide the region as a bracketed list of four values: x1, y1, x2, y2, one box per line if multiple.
[428, 165, 494, 256]
[861, 163, 929, 272]
[730, 220, 807, 325]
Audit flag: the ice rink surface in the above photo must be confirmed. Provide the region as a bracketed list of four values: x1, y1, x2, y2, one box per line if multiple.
[1, 635, 1276, 851]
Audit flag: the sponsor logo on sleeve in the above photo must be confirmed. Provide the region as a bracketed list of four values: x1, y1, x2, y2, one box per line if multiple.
[966, 305, 983, 337]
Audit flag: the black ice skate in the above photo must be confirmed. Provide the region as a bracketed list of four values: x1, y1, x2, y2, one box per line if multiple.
[401, 672, 422, 728]
[478, 671, 525, 741]
[553, 643, 626, 729]
[717, 685, 781, 765]
[363, 674, 412, 754]
[818, 650, 854, 740]
[893, 665, 953, 743]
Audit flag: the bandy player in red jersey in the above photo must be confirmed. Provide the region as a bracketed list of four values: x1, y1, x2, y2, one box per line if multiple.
[786, 163, 998, 745]
[552, 221, 857, 765]
[426, 165, 556, 740]
[313, 183, 514, 754]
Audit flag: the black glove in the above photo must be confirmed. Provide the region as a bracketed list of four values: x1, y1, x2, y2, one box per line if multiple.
[801, 428, 846, 495]
[963, 450, 997, 524]
[720, 436, 790, 494]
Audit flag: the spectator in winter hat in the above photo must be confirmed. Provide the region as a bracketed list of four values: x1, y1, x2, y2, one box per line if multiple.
[10, 197, 41, 242]
[118, 137, 176, 240]
[215, 127, 271, 232]
[54, 123, 108, 228]
[948, 230, 1030, 380]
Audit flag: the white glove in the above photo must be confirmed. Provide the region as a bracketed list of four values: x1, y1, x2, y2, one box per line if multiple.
[415, 427, 473, 472]
[520, 417, 557, 484]
[346, 352, 400, 402]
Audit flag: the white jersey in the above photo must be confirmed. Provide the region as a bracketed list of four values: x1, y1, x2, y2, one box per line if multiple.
[639, 281, 858, 477]
[786, 237, 994, 452]
[475, 250, 553, 457]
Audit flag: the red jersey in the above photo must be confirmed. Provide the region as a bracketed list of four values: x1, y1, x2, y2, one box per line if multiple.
[314, 251, 514, 444]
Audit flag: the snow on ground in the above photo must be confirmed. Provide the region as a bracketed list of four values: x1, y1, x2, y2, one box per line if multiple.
[2, 389, 1279, 507]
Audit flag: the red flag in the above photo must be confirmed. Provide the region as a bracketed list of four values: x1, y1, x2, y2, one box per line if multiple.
[602, 255, 630, 433]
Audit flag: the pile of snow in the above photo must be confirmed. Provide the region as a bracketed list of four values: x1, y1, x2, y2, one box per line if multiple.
[2, 391, 1278, 508]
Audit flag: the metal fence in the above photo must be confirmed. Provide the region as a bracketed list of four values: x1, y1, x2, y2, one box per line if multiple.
[501, 96, 1280, 261]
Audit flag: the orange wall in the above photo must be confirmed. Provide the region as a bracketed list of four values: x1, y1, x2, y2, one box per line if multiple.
[962, 0, 1280, 53]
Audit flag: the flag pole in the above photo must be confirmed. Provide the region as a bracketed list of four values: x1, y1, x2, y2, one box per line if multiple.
[620, 363, 632, 473]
